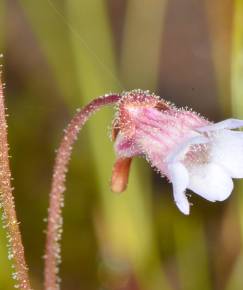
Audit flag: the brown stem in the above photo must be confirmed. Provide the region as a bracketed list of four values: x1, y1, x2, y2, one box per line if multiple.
[0, 75, 32, 289]
[44, 94, 120, 290]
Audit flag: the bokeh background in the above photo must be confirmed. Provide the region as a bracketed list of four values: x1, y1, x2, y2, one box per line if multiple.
[0, 0, 243, 289]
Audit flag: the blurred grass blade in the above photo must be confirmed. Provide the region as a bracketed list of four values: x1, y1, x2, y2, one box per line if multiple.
[66, 0, 120, 96]
[20, 0, 80, 105]
[121, 0, 167, 90]
[0, 0, 5, 53]
[205, 0, 232, 116]
[231, 0, 243, 117]
[228, 1, 243, 289]
[231, 0, 243, 243]
[226, 252, 243, 290]
[174, 218, 212, 290]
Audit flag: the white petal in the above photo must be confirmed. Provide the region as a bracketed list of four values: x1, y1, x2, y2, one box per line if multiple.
[197, 118, 243, 133]
[166, 134, 209, 163]
[167, 162, 190, 215]
[188, 163, 233, 202]
[211, 130, 243, 178]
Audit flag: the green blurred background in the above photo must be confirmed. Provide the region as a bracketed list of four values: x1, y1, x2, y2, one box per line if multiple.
[0, 0, 243, 289]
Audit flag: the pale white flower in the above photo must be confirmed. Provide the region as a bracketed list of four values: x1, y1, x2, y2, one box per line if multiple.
[111, 90, 243, 215]
[166, 119, 243, 214]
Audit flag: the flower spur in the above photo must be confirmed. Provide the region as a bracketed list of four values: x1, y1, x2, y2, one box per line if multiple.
[111, 90, 243, 215]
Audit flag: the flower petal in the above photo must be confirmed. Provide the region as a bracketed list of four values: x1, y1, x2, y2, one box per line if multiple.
[166, 134, 209, 163]
[167, 162, 190, 215]
[210, 130, 243, 178]
[188, 163, 233, 202]
[197, 118, 243, 132]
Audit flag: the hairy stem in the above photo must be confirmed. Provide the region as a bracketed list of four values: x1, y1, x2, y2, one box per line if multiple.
[44, 94, 120, 290]
[0, 75, 32, 289]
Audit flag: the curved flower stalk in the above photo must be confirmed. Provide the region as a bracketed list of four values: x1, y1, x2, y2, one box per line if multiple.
[0, 75, 32, 289]
[45, 89, 243, 289]
[44, 94, 120, 290]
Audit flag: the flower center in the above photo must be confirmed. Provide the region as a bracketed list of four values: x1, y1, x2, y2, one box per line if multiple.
[184, 143, 210, 168]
